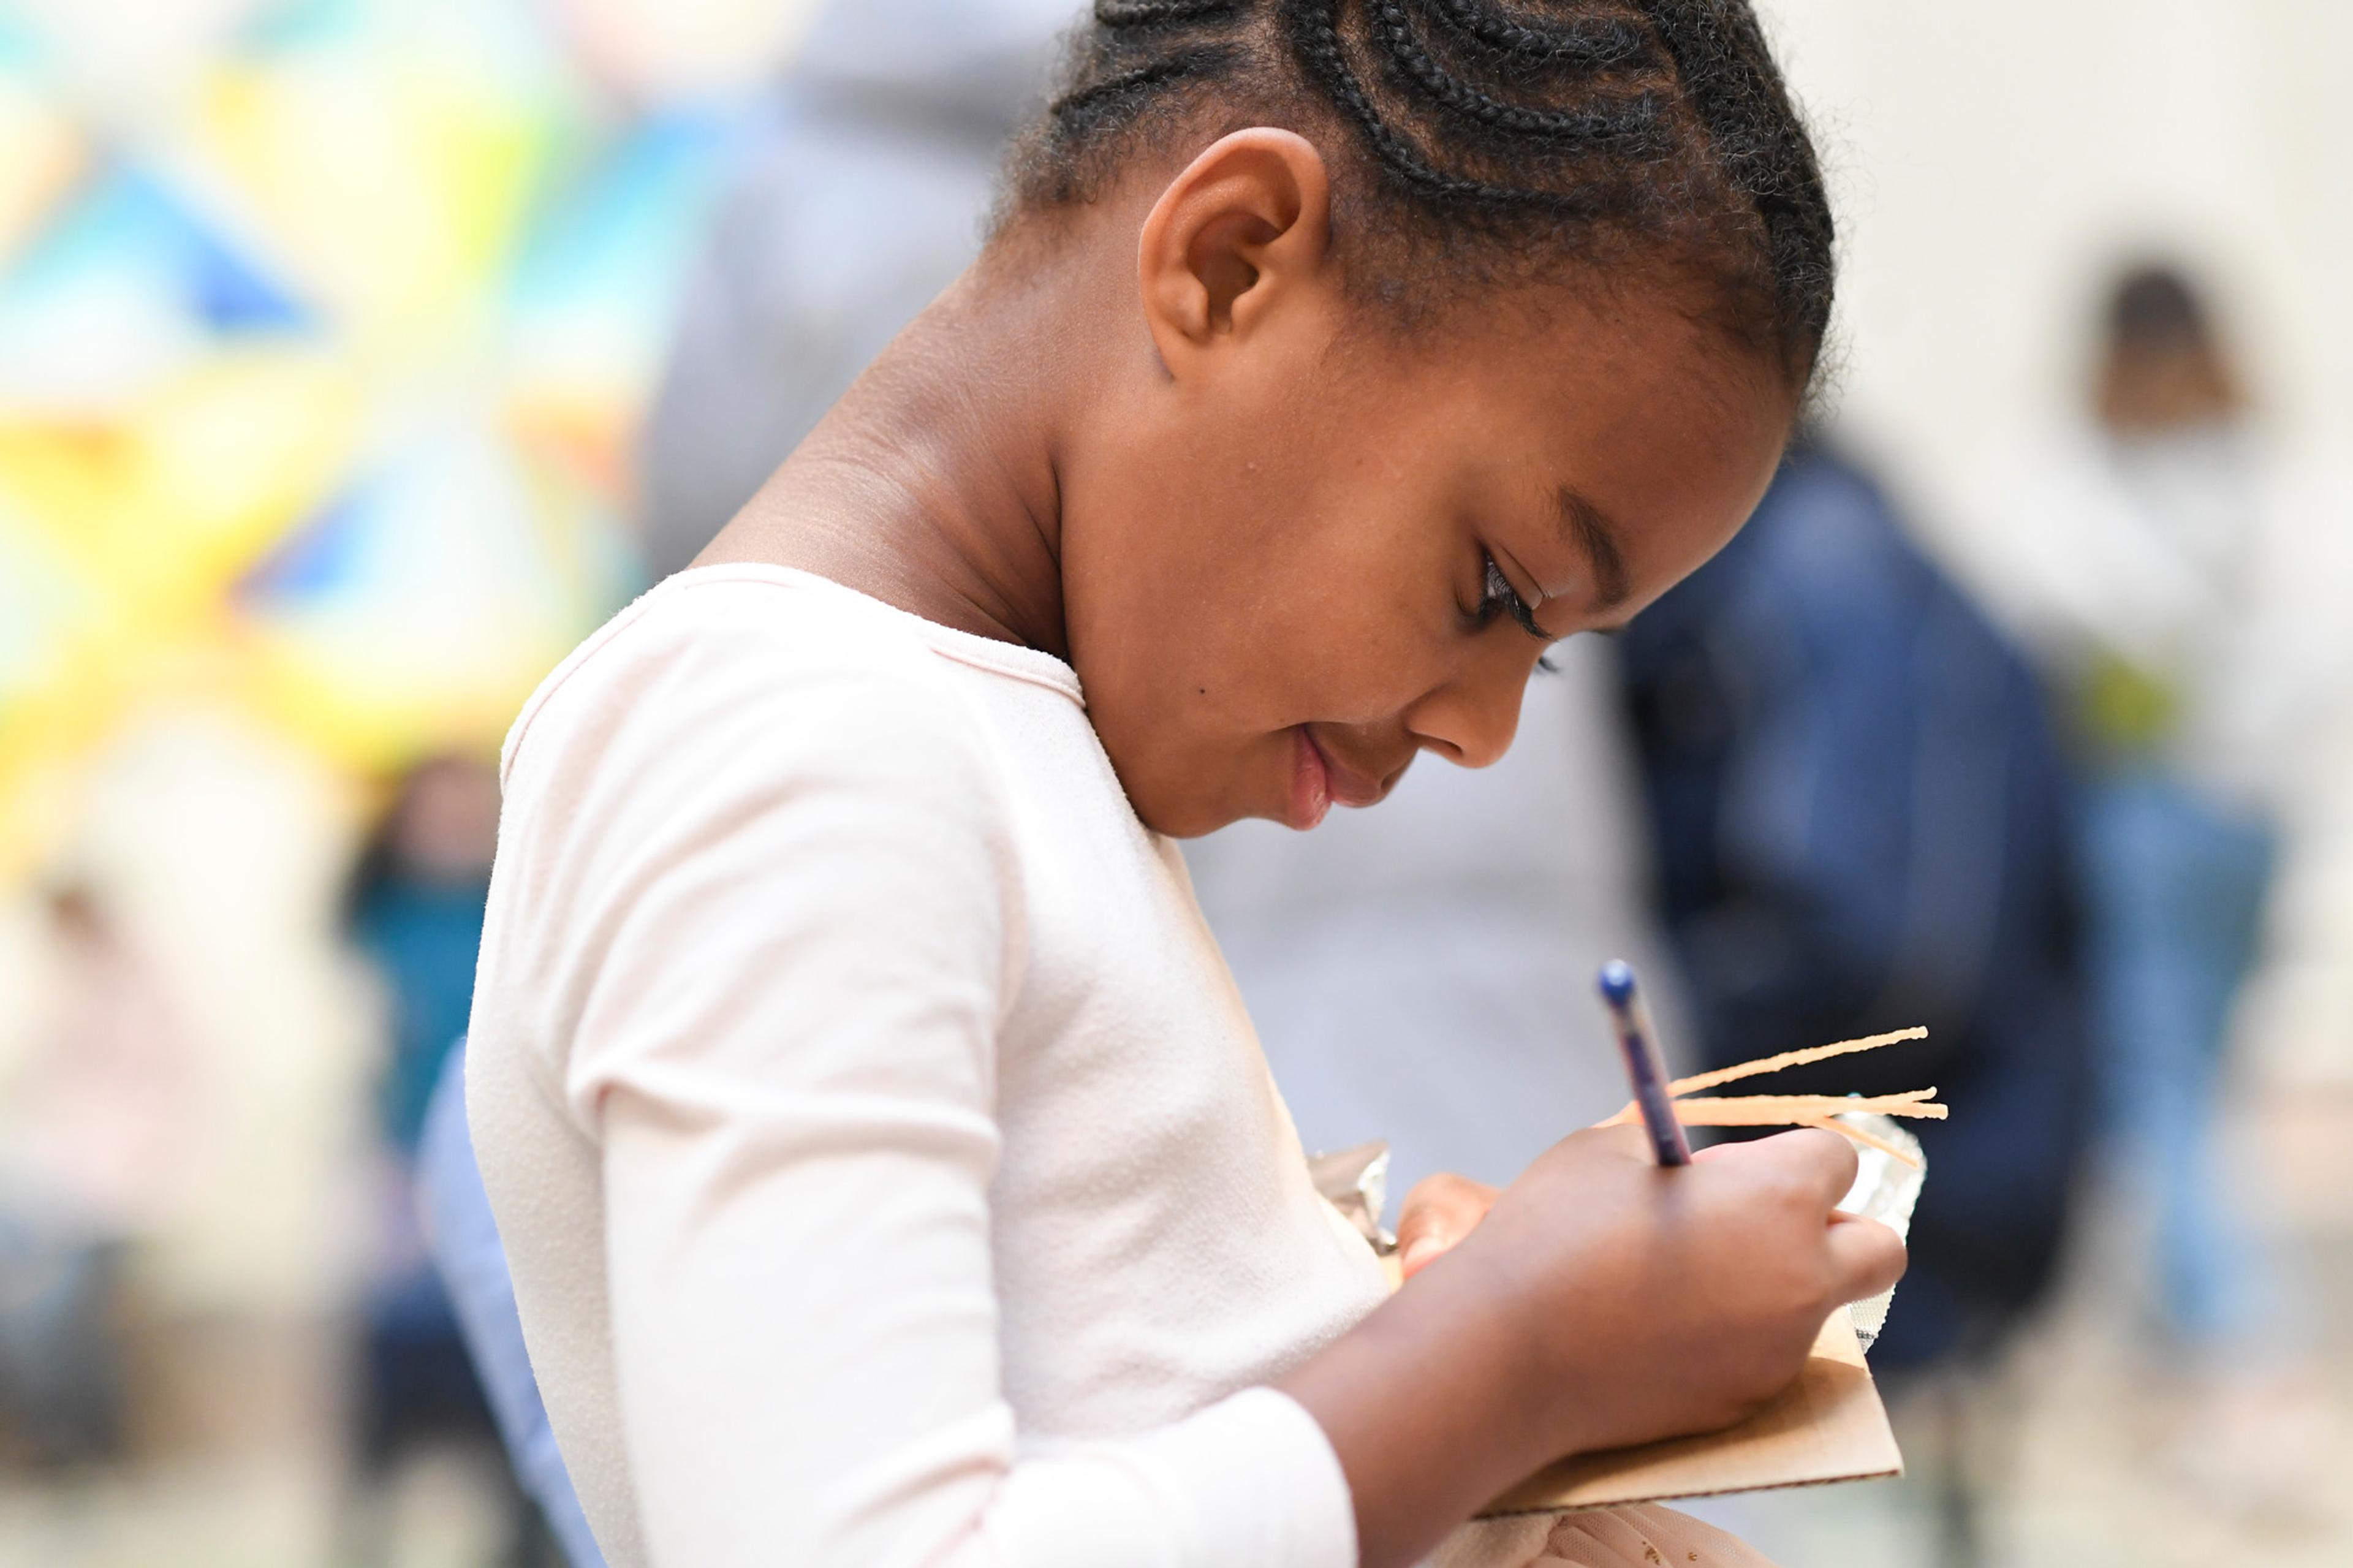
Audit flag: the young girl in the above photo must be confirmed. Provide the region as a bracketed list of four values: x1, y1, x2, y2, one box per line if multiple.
[466, 4, 1906, 1566]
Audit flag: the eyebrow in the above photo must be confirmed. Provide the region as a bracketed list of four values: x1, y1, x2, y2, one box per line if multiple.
[1555, 486, 1634, 610]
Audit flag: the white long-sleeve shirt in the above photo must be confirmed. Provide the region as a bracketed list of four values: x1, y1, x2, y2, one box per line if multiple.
[466, 565, 1392, 1567]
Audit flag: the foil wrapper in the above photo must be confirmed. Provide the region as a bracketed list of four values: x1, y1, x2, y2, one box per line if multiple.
[1832, 1111, 1925, 1352]
[1308, 1140, 1396, 1254]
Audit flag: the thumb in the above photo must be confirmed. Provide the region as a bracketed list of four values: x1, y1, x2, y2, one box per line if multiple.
[1824, 1211, 1907, 1305]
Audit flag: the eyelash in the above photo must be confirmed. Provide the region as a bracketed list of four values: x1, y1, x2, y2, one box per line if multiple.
[1476, 553, 1560, 673]
[1477, 554, 1544, 637]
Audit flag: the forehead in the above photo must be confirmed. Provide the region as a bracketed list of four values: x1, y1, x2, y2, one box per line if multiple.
[1403, 287, 1787, 477]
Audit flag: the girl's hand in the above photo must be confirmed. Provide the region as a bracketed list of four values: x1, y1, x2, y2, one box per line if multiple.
[1437, 1124, 1903, 1460]
[1278, 1123, 1904, 1568]
[1394, 1172, 1499, 1279]
[1389, 1138, 1787, 1279]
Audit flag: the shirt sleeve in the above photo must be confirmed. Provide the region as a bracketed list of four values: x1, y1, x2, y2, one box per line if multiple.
[511, 606, 1358, 1568]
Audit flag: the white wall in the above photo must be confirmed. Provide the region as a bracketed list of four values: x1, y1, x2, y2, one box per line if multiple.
[1757, 0, 2352, 510]
[1755, 0, 2353, 1079]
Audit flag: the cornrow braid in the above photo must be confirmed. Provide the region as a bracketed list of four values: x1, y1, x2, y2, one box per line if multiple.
[1002, 0, 1833, 381]
[1364, 1, 1667, 154]
[1049, 45, 1239, 132]
[1279, 0, 1528, 210]
[1093, 0, 1245, 26]
[1416, 0, 1648, 69]
[1640, 1, 1835, 352]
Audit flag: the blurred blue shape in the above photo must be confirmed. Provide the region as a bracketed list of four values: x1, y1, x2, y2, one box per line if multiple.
[418, 1046, 607, 1568]
[233, 0, 367, 54]
[237, 485, 375, 604]
[2080, 771, 2277, 1346]
[230, 422, 576, 634]
[0, 12, 45, 70]
[507, 108, 748, 322]
[0, 164, 312, 337]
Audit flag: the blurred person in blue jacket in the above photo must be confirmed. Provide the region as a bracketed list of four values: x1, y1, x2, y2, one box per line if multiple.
[1618, 442, 2093, 1565]
[346, 753, 551, 1553]
[349, 756, 501, 1161]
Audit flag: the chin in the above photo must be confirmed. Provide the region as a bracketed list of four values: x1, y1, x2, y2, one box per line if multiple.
[1119, 765, 1249, 840]
[1131, 795, 1235, 841]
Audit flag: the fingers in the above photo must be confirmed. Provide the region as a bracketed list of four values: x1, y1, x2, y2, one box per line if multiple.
[1823, 1211, 1908, 1303]
[1393, 1172, 1498, 1278]
[1735, 1126, 1861, 1207]
[1679, 1129, 1899, 1304]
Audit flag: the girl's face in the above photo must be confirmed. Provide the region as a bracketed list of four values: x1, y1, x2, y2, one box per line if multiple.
[1057, 280, 1794, 839]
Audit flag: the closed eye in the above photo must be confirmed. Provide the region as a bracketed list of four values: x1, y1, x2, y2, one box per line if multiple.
[1477, 552, 1563, 675]
[1478, 553, 1548, 641]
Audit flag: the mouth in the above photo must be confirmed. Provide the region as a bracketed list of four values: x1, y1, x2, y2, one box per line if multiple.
[1287, 727, 1387, 830]
[1287, 727, 1332, 831]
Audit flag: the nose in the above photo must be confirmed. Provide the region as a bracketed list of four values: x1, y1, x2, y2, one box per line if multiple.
[1401, 653, 1529, 770]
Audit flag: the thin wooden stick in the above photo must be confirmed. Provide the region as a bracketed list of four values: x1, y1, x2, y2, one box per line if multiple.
[1666, 1094, 1946, 1124]
[1664, 1026, 1929, 1097]
[1599, 1091, 1947, 1129]
[1794, 1114, 1923, 1169]
[1590, 1026, 1944, 1155]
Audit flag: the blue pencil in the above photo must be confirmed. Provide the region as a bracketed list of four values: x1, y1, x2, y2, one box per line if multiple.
[1598, 960, 1692, 1167]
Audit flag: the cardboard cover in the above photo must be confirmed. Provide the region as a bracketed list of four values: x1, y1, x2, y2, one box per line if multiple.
[1478, 1310, 1901, 1517]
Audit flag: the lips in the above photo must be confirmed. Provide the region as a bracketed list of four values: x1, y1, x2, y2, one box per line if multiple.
[1289, 727, 1390, 829]
[1288, 727, 1332, 831]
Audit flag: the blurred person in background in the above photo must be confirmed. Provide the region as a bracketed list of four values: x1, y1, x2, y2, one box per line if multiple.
[1618, 441, 2093, 1567]
[2003, 262, 2325, 1506]
[344, 754, 550, 1557]
[637, 0, 1078, 579]
[348, 756, 502, 1163]
[0, 881, 199, 1467]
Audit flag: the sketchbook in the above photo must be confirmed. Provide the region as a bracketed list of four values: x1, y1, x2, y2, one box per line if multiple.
[1476, 1307, 1902, 1517]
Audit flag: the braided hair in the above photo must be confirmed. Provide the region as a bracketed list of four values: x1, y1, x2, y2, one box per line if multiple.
[1001, 0, 1833, 385]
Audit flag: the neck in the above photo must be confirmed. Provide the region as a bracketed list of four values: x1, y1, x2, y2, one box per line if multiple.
[705, 258, 1078, 657]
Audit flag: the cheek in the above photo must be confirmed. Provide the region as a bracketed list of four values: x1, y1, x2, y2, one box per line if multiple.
[1066, 384, 1461, 732]
[1282, 483, 1463, 694]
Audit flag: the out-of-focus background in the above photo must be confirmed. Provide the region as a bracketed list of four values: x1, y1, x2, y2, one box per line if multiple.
[0, 2, 2346, 1565]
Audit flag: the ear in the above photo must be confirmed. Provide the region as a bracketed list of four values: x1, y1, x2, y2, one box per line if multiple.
[1137, 128, 1334, 376]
